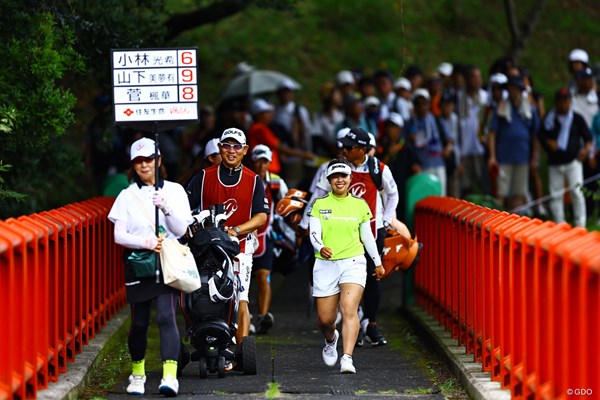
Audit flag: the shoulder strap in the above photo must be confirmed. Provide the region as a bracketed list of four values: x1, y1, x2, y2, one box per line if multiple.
[367, 156, 383, 190]
[127, 186, 155, 228]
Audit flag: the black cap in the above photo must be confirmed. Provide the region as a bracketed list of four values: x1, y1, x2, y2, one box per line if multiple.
[506, 76, 525, 90]
[575, 67, 594, 79]
[340, 127, 370, 147]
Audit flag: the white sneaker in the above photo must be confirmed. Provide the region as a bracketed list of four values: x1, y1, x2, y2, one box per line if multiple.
[126, 374, 146, 395]
[159, 375, 179, 397]
[340, 355, 356, 374]
[322, 329, 339, 367]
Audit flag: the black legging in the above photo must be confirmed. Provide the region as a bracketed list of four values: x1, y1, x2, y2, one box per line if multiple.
[128, 292, 180, 362]
[363, 228, 386, 323]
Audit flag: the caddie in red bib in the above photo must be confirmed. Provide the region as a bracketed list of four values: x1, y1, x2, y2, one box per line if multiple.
[186, 127, 269, 358]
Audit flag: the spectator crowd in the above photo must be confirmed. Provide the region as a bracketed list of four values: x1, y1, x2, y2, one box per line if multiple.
[93, 48, 600, 229]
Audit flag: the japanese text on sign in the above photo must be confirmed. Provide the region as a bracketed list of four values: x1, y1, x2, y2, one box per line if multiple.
[112, 48, 198, 123]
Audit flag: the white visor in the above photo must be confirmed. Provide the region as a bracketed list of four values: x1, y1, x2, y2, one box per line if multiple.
[326, 163, 352, 178]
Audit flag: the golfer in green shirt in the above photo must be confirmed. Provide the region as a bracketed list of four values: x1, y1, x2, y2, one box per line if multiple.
[307, 156, 384, 374]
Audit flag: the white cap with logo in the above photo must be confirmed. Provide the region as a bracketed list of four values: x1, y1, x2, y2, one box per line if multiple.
[326, 162, 352, 178]
[130, 137, 160, 160]
[220, 128, 247, 145]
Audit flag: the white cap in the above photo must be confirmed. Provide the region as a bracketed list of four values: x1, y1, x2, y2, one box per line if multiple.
[251, 144, 273, 161]
[326, 162, 352, 178]
[336, 70, 355, 85]
[386, 112, 404, 128]
[568, 48, 589, 64]
[393, 77, 412, 91]
[364, 96, 381, 108]
[438, 62, 453, 77]
[130, 137, 159, 160]
[490, 73, 508, 85]
[368, 133, 377, 147]
[336, 127, 351, 148]
[204, 138, 220, 159]
[411, 88, 431, 102]
[220, 127, 247, 145]
[251, 98, 274, 115]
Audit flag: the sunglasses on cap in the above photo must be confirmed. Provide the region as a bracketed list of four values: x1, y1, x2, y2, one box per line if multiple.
[219, 142, 244, 151]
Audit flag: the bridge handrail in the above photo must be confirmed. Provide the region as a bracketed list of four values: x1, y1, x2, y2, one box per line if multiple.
[414, 196, 600, 400]
[0, 197, 125, 400]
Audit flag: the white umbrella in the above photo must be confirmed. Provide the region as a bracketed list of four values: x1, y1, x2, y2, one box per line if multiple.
[219, 69, 302, 100]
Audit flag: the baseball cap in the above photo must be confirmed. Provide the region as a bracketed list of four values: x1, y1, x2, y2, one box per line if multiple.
[130, 137, 160, 160]
[326, 162, 352, 178]
[251, 144, 273, 162]
[336, 70, 355, 85]
[220, 127, 247, 145]
[277, 78, 299, 91]
[364, 96, 381, 108]
[204, 138, 220, 159]
[393, 77, 412, 91]
[411, 88, 431, 102]
[251, 98, 274, 115]
[490, 73, 508, 86]
[339, 126, 370, 148]
[438, 62, 453, 77]
[386, 112, 404, 128]
[368, 133, 377, 148]
[575, 67, 594, 79]
[374, 70, 394, 81]
[568, 48, 589, 64]
[440, 91, 457, 105]
[336, 127, 351, 148]
[506, 76, 525, 90]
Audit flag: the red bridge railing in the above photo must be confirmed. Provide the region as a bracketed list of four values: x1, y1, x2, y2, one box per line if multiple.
[0, 197, 125, 400]
[414, 196, 600, 400]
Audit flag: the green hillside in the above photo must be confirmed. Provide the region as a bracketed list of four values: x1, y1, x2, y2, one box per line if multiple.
[168, 0, 600, 110]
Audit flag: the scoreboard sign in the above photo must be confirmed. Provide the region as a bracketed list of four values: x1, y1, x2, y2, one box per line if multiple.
[112, 48, 198, 125]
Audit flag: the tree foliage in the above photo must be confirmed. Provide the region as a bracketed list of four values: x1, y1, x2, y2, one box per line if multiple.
[0, 0, 173, 217]
[0, 1, 84, 217]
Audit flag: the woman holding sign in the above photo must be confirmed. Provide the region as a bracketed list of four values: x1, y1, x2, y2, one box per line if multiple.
[307, 156, 384, 374]
[108, 137, 193, 397]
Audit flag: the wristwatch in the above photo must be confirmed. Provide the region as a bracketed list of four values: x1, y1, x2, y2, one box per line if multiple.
[233, 226, 241, 236]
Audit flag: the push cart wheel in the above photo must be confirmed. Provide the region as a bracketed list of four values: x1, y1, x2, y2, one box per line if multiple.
[199, 357, 208, 378]
[242, 336, 257, 375]
[218, 356, 226, 378]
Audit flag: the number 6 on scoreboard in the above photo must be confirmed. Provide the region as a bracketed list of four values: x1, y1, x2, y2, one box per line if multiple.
[179, 50, 196, 65]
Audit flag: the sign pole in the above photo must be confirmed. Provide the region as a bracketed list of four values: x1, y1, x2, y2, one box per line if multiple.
[154, 121, 160, 283]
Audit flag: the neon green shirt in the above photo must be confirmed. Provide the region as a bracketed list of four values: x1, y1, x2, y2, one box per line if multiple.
[308, 192, 372, 260]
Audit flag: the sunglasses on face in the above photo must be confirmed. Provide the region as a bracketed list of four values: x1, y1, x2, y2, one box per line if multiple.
[219, 142, 244, 151]
[343, 145, 358, 151]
